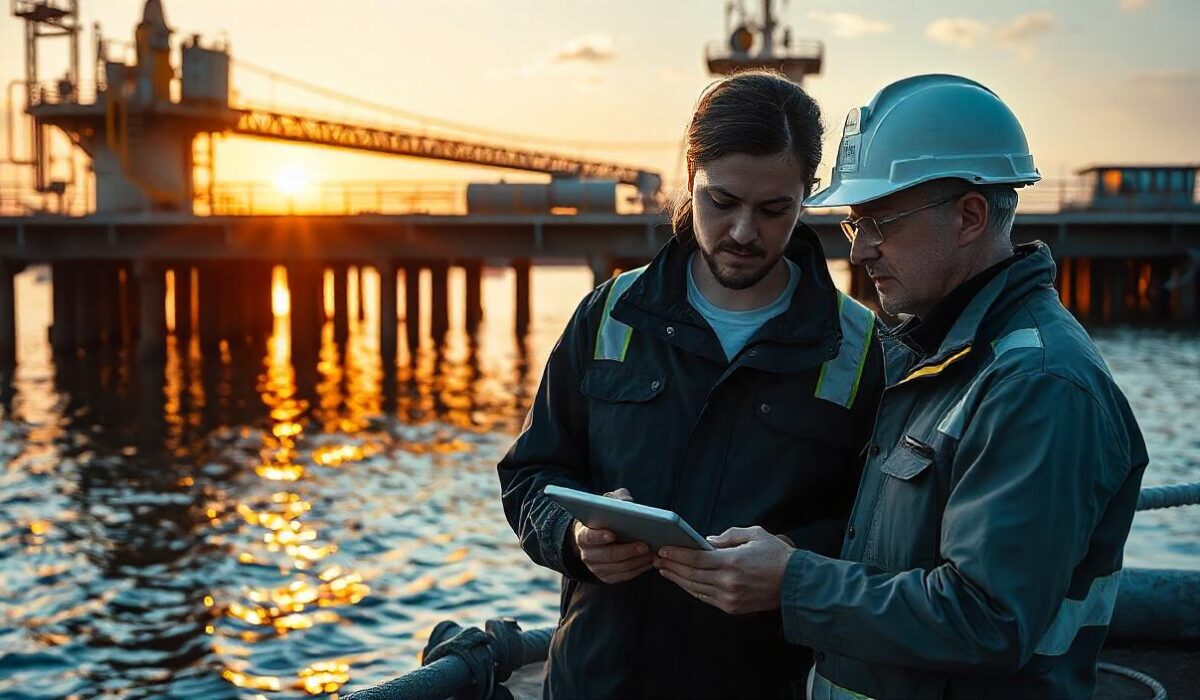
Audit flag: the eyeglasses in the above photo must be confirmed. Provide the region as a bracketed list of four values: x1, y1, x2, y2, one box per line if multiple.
[839, 196, 960, 246]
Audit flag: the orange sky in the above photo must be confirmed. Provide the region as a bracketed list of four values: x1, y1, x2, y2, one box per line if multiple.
[2, 0, 1198, 211]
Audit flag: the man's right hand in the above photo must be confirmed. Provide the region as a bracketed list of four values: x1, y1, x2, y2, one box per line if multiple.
[572, 488, 654, 584]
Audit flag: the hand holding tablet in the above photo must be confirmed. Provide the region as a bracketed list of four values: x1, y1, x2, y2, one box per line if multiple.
[546, 485, 715, 555]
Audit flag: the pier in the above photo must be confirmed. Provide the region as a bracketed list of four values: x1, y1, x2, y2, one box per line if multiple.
[0, 209, 1196, 375]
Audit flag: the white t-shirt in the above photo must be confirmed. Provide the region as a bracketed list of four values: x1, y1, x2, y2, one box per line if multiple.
[686, 253, 801, 361]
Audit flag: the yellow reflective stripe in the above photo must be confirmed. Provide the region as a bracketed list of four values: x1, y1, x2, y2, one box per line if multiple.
[814, 293, 875, 409]
[898, 346, 972, 385]
[593, 266, 646, 362]
[811, 671, 875, 700]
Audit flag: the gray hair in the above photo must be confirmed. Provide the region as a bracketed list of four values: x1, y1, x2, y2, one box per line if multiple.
[926, 179, 1018, 237]
[979, 186, 1018, 236]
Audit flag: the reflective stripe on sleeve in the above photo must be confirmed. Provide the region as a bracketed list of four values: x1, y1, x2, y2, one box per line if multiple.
[1034, 570, 1122, 657]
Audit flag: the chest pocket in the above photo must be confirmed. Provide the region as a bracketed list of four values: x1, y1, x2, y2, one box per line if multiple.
[863, 437, 941, 571]
[706, 384, 860, 538]
[579, 365, 669, 501]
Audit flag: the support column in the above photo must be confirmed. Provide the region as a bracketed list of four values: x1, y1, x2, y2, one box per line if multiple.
[404, 263, 421, 352]
[464, 260, 484, 333]
[378, 259, 398, 367]
[96, 263, 119, 347]
[1151, 259, 1172, 323]
[50, 261, 75, 354]
[74, 263, 101, 351]
[135, 259, 166, 361]
[1077, 257, 1094, 323]
[514, 258, 531, 335]
[215, 264, 235, 348]
[121, 263, 141, 349]
[333, 264, 349, 342]
[173, 264, 194, 340]
[588, 255, 612, 289]
[1174, 257, 1198, 326]
[0, 260, 17, 366]
[357, 265, 367, 322]
[259, 263, 277, 338]
[430, 261, 449, 339]
[288, 263, 320, 399]
[231, 262, 253, 345]
[197, 264, 222, 353]
[1110, 260, 1127, 324]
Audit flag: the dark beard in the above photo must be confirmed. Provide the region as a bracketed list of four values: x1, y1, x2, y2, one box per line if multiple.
[699, 241, 778, 290]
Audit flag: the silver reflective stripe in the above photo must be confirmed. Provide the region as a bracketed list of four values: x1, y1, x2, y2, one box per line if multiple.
[814, 293, 875, 409]
[937, 391, 971, 440]
[1034, 570, 1122, 656]
[593, 266, 647, 362]
[992, 327, 1042, 357]
[938, 327, 1044, 439]
[810, 671, 875, 700]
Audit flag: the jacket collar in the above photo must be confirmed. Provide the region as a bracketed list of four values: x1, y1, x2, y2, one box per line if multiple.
[611, 223, 842, 368]
[891, 242, 1055, 383]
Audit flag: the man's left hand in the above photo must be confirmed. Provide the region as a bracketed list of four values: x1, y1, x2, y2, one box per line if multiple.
[655, 526, 794, 614]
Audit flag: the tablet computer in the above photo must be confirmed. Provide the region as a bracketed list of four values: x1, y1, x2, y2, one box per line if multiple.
[544, 485, 714, 551]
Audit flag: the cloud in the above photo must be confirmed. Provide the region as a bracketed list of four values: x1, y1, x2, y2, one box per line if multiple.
[807, 11, 891, 38]
[926, 11, 1056, 60]
[995, 11, 1057, 44]
[925, 17, 989, 48]
[1120, 0, 1150, 11]
[554, 34, 616, 64]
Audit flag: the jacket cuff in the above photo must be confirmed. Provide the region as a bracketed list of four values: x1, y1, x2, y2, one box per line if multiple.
[780, 549, 844, 655]
[540, 501, 595, 581]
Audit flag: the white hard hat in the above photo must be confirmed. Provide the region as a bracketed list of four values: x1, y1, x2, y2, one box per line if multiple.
[804, 74, 1040, 208]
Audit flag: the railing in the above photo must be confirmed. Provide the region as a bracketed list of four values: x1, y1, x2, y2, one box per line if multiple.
[201, 180, 467, 216]
[0, 176, 1191, 218]
[703, 39, 824, 61]
[25, 80, 99, 108]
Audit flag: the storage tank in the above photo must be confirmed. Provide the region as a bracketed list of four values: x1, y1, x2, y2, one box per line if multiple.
[181, 36, 230, 106]
[467, 180, 617, 214]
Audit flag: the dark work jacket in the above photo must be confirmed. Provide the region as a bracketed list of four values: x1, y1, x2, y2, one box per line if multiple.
[498, 225, 885, 699]
[781, 243, 1149, 699]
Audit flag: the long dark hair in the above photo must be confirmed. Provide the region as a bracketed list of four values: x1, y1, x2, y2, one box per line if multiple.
[671, 70, 824, 248]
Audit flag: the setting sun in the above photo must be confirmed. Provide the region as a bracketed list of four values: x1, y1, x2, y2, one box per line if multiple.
[272, 164, 310, 198]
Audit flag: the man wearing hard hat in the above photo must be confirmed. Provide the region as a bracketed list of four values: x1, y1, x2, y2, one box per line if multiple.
[656, 74, 1149, 698]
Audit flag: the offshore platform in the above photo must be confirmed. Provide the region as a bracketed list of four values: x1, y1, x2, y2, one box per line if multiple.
[0, 0, 1196, 376]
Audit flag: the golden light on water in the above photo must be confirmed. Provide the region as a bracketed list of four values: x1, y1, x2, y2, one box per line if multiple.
[209, 286, 382, 695]
[222, 668, 281, 692]
[272, 266, 291, 318]
[312, 443, 366, 467]
[299, 660, 351, 695]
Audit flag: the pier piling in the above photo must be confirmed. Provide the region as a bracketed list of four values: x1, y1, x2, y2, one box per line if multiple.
[135, 259, 166, 361]
[378, 260, 398, 367]
[0, 261, 17, 365]
[464, 260, 484, 333]
[514, 258, 531, 335]
[431, 261, 449, 338]
[404, 263, 421, 352]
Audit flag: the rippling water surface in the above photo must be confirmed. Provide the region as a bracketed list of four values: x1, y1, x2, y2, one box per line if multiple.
[0, 265, 1195, 699]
